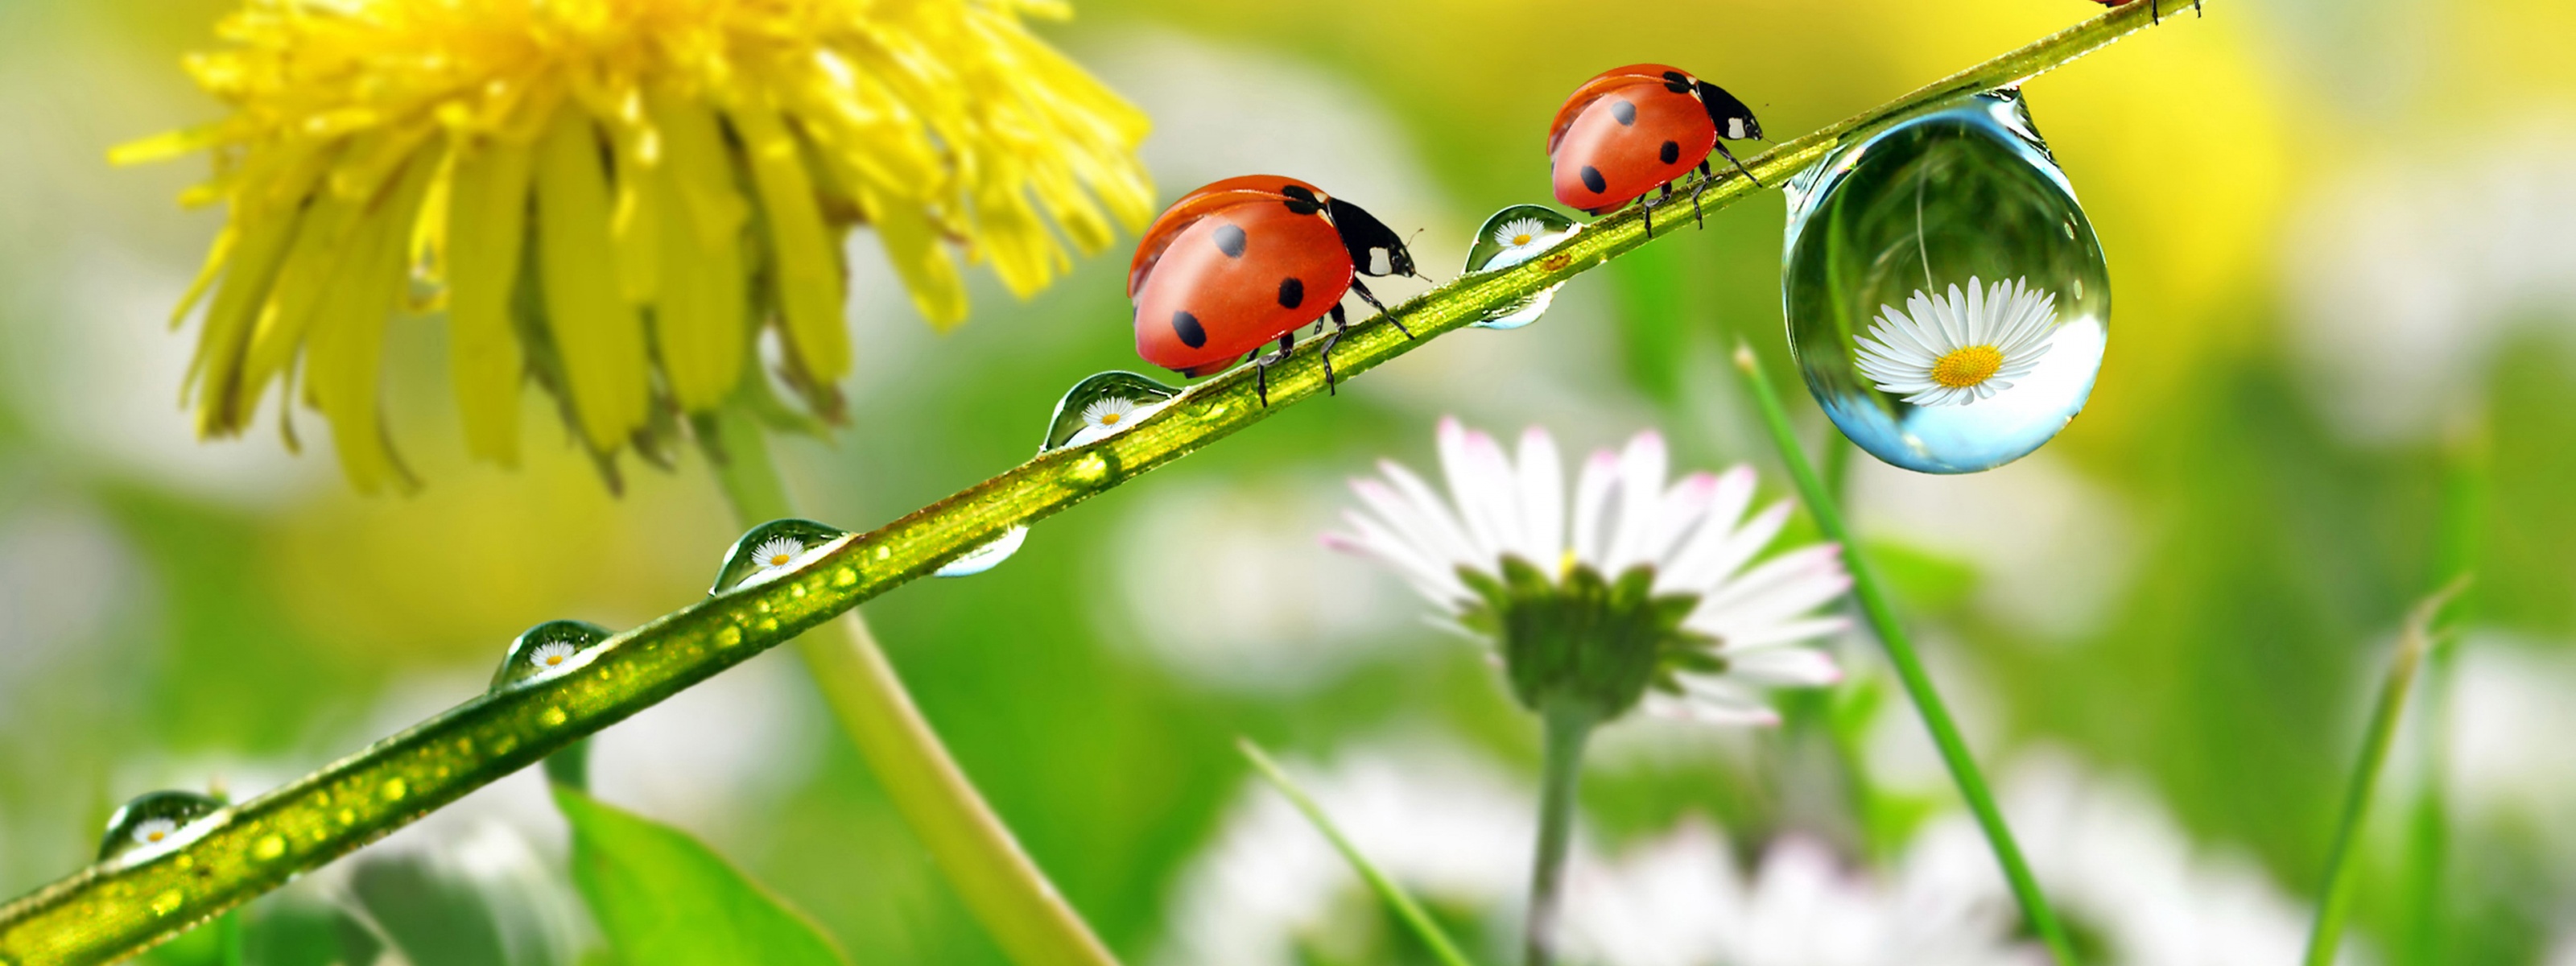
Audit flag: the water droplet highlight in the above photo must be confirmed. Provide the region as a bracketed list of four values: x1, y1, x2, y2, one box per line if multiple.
[489, 619, 613, 689]
[937, 372, 1183, 578]
[1463, 204, 1582, 329]
[712, 519, 851, 594]
[97, 791, 221, 862]
[1782, 90, 2108, 473]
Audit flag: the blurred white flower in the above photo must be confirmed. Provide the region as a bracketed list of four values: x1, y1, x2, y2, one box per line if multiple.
[1160, 737, 2035, 966]
[1913, 751, 2344, 966]
[2286, 134, 2576, 444]
[1846, 451, 2137, 640]
[1326, 419, 1848, 724]
[2441, 633, 2576, 860]
[1104, 476, 1413, 694]
[1154, 738, 1530, 966]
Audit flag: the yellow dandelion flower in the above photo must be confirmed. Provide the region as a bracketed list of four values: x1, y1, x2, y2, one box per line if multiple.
[122, 0, 1155, 492]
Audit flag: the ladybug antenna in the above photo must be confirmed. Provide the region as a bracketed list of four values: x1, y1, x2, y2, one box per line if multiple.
[1402, 228, 1440, 282]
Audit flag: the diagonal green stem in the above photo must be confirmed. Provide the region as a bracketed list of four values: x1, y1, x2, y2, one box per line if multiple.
[1732, 342, 2077, 964]
[1236, 739, 1479, 966]
[2303, 580, 2470, 966]
[0, 6, 2194, 960]
[702, 408, 1117, 966]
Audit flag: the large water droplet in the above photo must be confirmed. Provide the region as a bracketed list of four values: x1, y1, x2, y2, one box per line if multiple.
[98, 790, 221, 862]
[712, 519, 851, 594]
[489, 619, 612, 689]
[1782, 90, 2109, 473]
[1463, 204, 1582, 330]
[936, 372, 1183, 578]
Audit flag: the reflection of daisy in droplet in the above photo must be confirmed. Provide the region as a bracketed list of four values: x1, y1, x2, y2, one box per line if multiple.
[1854, 277, 2059, 407]
[529, 641, 580, 671]
[1068, 396, 1166, 447]
[1486, 217, 1577, 270]
[132, 817, 178, 847]
[753, 537, 807, 572]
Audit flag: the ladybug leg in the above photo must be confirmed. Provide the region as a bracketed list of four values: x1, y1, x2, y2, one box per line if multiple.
[1319, 303, 1351, 395]
[1349, 280, 1416, 339]
[1691, 160, 1716, 228]
[1712, 142, 1763, 188]
[1253, 332, 1295, 407]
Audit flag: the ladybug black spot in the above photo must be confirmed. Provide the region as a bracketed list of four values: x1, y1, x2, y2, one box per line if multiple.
[1214, 224, 1247, 258]
[1579, 165, 1607, 194]
[1662, 70, 1693, 93]
[1610, 100, 1637, 126]
[1278, 277, 1305, 309]
[1172, 310, 1208, 349]
[1659, 140, 1681, 164]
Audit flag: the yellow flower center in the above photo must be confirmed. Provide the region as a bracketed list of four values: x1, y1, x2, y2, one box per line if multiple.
[769, 553, 794, 567]
[1930, 345, 2005, 388]
[147, 830, 166, 842]
[1513, 233, 1534, 246]
[1100, 411, 1121, 425]
[545, 654, 564, 667]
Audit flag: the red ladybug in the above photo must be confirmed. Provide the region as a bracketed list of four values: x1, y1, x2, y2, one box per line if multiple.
[1129, 176, 1418, 403]
[1547, 64, 1764, 237]
[2085, 0, 2197, 23]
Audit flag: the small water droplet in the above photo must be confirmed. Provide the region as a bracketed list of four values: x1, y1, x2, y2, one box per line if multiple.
[831, 567, 859, 588]
[716, 625, 744, 648]
[539, 706, 568, 728]
[150, 890, 184, 916]
[380, 778, 408, 803]
[1783, 90, 2108, 473]
[254, 835, 286, 861]
[489, 620, 613, 690]
[1067, 452, 1112, 489]
[712, 519, 850, 594]
[97, 791, 221, 862]
[935, 526, 1030, 577]
[1462, 204, 1581, 329]
[1041, 371, 1182, 451]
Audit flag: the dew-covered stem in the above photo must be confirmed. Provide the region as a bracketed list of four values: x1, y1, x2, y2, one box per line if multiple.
[1733, 341, 2079, 965]
[701, 408, 1120, 966]
[2304, 580, 2470, 966]
[0, 6, 2197, 960]
[1523, 701, 1595, 966]
[1237, 739, 1480, 966]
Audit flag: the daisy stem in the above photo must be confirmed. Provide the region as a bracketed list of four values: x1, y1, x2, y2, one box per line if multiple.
[1524, 700, 1596, 966]
[700, 407, 1121, 966]
[2303, 579, 2471, 966]
[1236, 738, 1480, 966]
[1731, 342, 2079, 965]
[0, 7, 2200, 960]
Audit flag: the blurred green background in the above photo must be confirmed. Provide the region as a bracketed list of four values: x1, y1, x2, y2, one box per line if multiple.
[3, 0, 2574, 963]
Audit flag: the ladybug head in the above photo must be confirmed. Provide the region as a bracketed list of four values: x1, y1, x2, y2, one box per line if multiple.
[1325, 196, 1418, 279]
[1695, 80, 1764, 142]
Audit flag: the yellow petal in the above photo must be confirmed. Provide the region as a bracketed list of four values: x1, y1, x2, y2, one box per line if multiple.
[852, 180, 966, 330]
[305, 155, 436, 494]
[445, 134, 535, 466]
[646, 93, 749, 411]
[187, 143, 334, 429]
[726, 97, 849, 385]
[532, 105, 650, 452]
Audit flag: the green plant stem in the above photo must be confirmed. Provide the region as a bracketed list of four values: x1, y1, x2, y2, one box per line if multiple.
[1235, 739, 1478, 966]
[1731, 342, 2077, 965]
[703, 408, 1117, 966]
[0, 6, 2194, 960]
[1523, 701, 1595, 966]
[2396, 411, 2487, 966]
[2304, 580, 2469, 966]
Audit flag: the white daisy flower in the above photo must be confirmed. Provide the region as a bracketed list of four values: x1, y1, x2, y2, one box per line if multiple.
[528, 641, 580, 671]
[1853, 276, 2060, 407]
[1324, 419, 1852, 724]
[1486, 217, 1576, 271]
[751, 536, 806, 572]
[1068, 395, 1166, 448]
[131, 817, 179, 847]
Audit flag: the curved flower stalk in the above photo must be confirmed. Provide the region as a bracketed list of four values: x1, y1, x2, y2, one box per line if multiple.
[1326, 420, 1848, 964]
[120, 0, 1154, 489]
[3, 6, 2196, 962]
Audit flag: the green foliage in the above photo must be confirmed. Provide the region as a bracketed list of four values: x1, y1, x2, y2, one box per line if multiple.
[555, 787, 852, 966]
